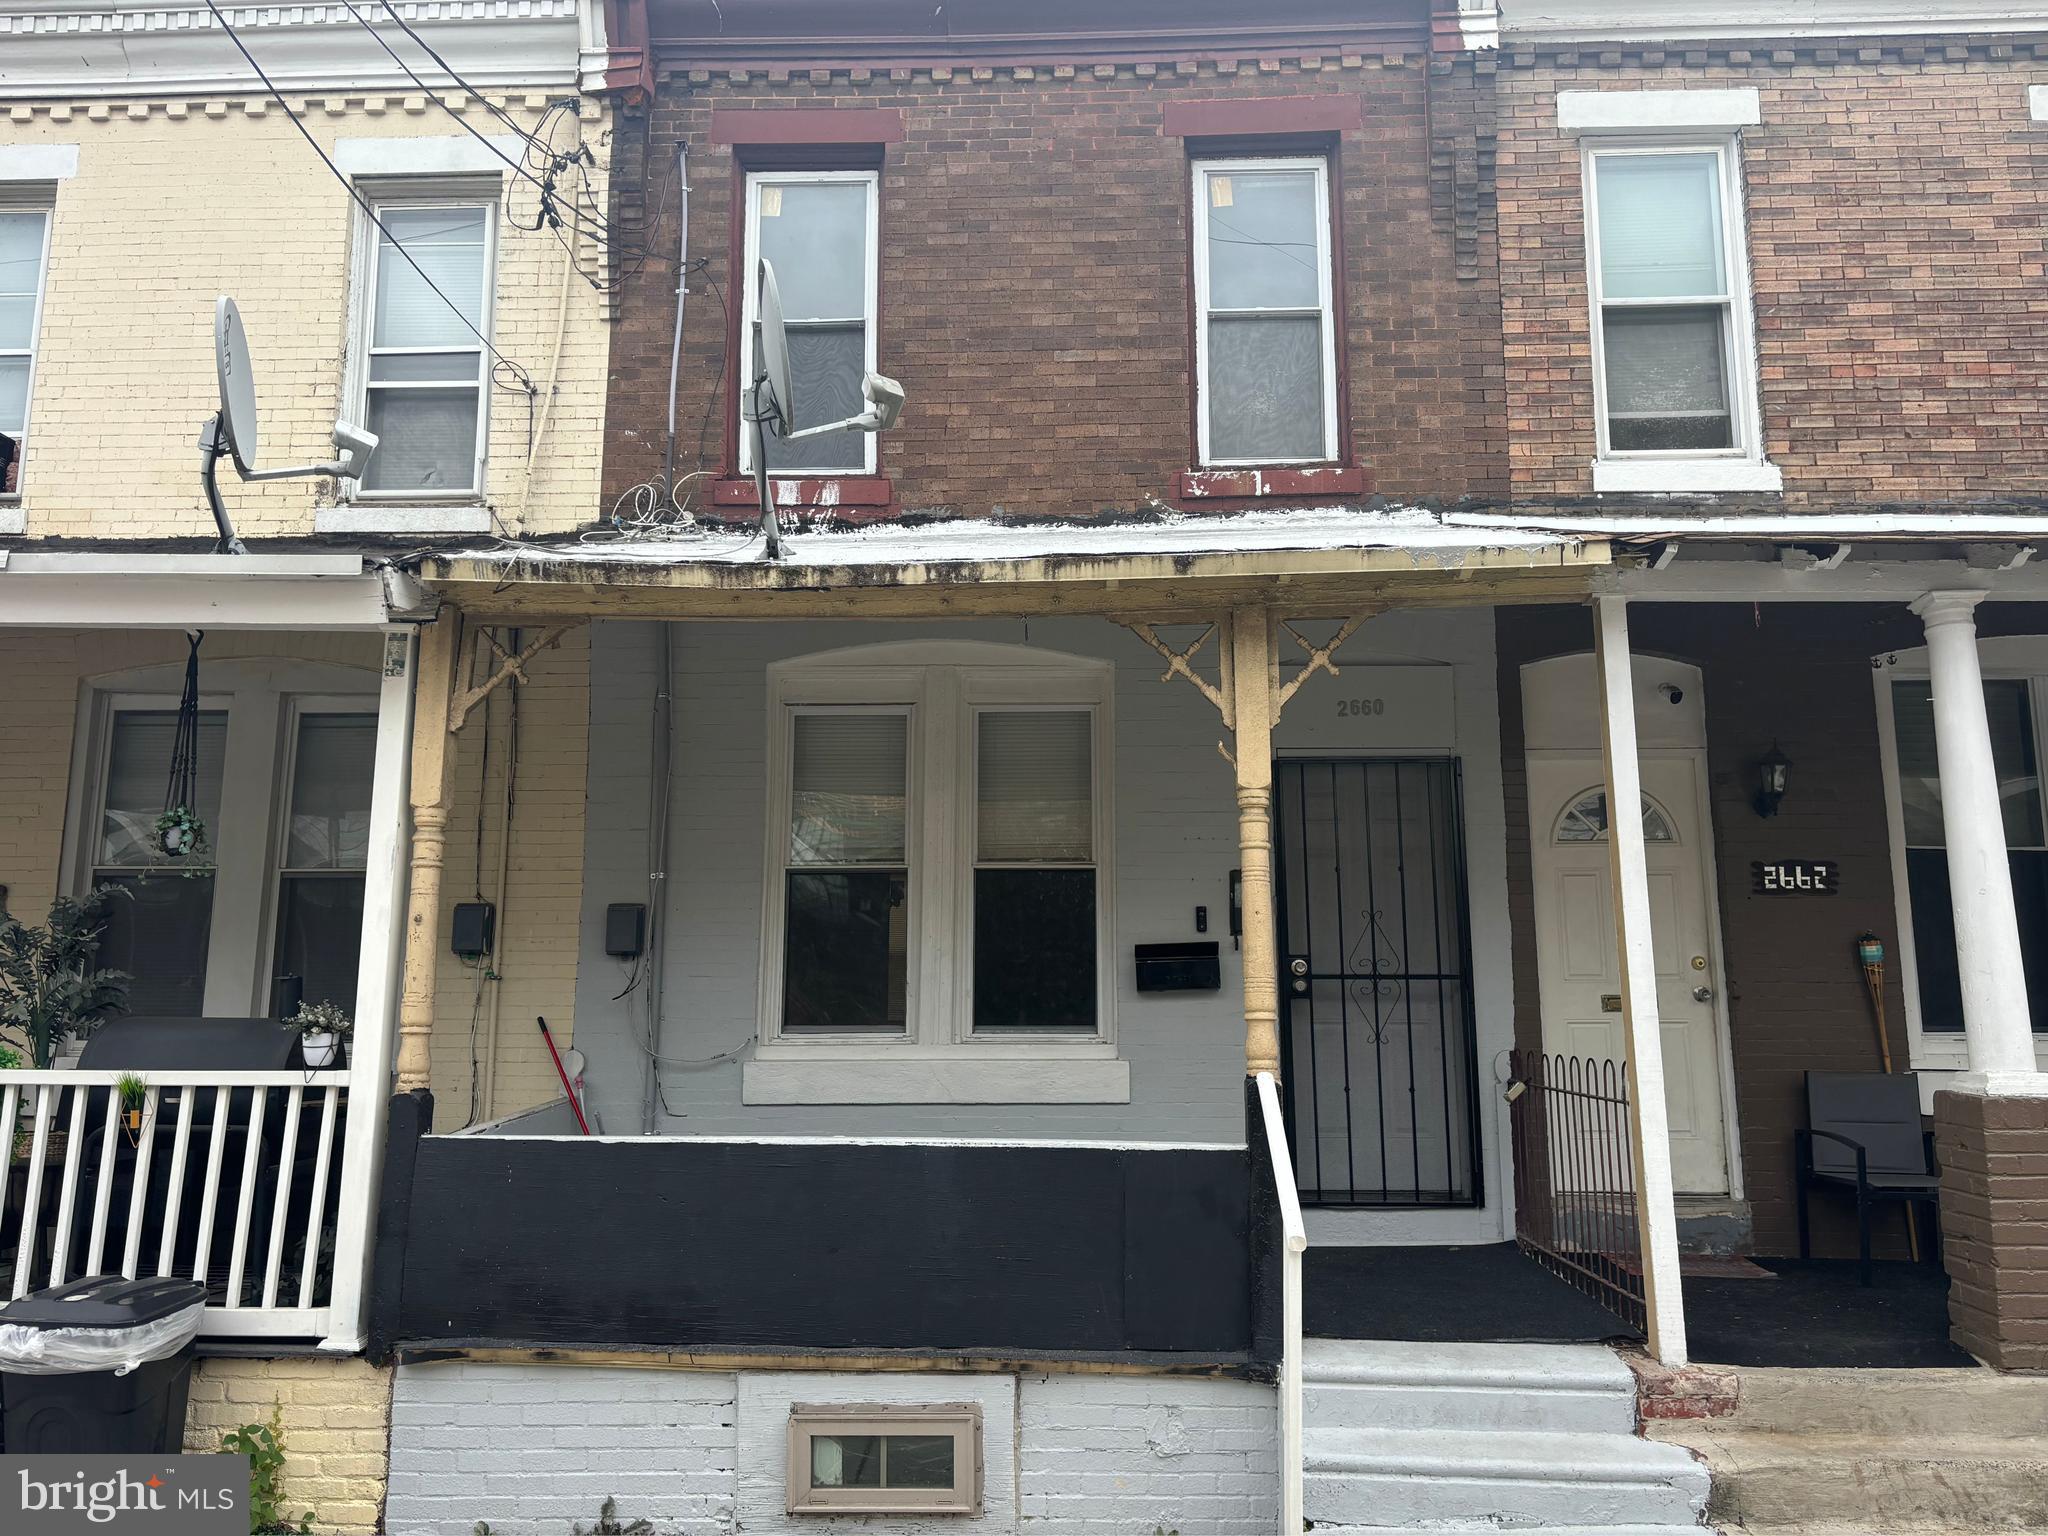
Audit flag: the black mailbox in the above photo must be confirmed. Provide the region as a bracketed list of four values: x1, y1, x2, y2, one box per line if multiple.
[1134, 941, 1222, 993]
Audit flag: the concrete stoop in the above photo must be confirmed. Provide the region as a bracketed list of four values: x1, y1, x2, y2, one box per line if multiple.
[1648, 1366, 2048, 1533]
[1302, 1339, 1711, 1533]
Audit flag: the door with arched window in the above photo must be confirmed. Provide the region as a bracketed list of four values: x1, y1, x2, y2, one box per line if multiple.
[1526, 756, 1730, 1194]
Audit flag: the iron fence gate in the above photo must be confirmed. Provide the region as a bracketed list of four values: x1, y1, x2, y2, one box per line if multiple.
[1274, 758, 1482, 1207]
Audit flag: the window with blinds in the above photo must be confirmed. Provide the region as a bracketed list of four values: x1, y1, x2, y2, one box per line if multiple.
[782, 710, 911, 1034]
[1587, 147, 1745, 456]
[360, 203, 494, 496]
[973, 709, 1097, 1032]
[1192, 157, 1336, 466]
[273, 714, 378, 1017]
[1892, 679, 2048, 1036]
[742, 171, 877, 475]
[0, 204, 51, 497]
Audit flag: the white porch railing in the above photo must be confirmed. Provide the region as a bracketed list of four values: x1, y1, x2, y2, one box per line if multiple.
[0, 1069, 351, 1339]
[1254, 1070, 1307, 1536]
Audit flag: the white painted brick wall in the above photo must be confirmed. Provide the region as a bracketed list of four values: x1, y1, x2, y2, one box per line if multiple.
[385, 1361, 737, 1536]
[384, 1362, 1278, 1536]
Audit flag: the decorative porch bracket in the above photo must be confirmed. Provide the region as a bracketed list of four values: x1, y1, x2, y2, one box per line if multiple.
[1120, 610, 1369, 1080]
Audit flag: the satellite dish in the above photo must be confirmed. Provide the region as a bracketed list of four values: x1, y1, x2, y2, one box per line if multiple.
[756, 257, 797, 436]
[214, 296, 260, 475]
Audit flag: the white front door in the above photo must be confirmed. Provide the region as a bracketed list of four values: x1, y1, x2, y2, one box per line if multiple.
[1527, 755, 1731, 1194]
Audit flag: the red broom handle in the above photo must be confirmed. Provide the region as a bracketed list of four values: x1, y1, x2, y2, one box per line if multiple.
[536, 1015, 591, 1135]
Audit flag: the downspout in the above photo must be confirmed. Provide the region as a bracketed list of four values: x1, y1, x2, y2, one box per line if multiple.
[662, 143, 688, 507]
[641, 619, 676, 1132]
[479, 643, 520, 1120]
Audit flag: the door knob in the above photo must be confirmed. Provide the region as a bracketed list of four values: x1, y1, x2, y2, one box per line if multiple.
[1692, 984, 1713, 1003]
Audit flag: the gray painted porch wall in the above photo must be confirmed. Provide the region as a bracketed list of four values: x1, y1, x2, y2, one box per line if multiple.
[571, 611, 1506, 1157]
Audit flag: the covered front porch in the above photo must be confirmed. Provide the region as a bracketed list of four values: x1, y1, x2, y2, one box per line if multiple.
[0, 553, 421, 1350]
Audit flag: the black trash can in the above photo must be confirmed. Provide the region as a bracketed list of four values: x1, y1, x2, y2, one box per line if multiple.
[0, 1275, 208, 1454]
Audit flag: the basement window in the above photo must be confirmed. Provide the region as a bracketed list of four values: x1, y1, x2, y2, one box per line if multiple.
[786, 1404, 982, 1516]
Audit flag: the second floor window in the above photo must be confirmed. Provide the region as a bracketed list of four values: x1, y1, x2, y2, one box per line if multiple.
[0, 206, 51, 497]
[359, 201, 495, 498]
[1192, 157, 1337, 467]
[741, 170, 879, 476]
[1585, 143, 1757, 460]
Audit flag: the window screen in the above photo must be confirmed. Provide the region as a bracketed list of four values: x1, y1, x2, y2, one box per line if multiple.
[0, 209, 49, 495]
[1592, 152, 1737, 453]
[749, 177, 873, 474]
[1197, 162, 1332, 465]
[362, 205, 491, 494]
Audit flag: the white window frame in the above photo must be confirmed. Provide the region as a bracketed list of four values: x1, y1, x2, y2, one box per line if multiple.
[1874, 639, 2048, 1076]
[0, 198, 54, 504]
[785, 1403, 983, 1517]
[749, 643, 1124, 1105]
[1191, 155, 1339, 468]
[343, 185, 500, 505]
[61, 660, 380, 1024]
[1581, 138, 1777, 493]
[738, 168, 880, 477]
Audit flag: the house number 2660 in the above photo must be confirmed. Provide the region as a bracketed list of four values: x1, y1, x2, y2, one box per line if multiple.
[1336, 698, 1387, 717]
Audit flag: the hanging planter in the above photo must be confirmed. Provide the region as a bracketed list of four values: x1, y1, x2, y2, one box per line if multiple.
[157, 631, 210, 867]
[117, 1072, 149, 1147]
[289, 1000, 353, 1070]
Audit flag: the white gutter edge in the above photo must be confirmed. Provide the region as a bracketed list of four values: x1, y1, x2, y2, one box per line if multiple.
[0, 552, 366, 577]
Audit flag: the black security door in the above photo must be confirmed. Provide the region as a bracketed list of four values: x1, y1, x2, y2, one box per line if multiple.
[1274, 758, 1482, 1207]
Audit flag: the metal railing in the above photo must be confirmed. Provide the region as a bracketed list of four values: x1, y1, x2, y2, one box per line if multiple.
[1254, 1070, 1307, 1536]
[0, 1070, 351, 1339]
[1507, 1051, 1645, 1336]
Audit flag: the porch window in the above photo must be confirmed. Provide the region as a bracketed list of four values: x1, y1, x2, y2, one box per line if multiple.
[1192, 157, 1337, 466]
[75, 677, 379, 1024]
[783, 710, 910, 1034]
[1890, 678, 2048, 1036]
[0, 204, 51, 498]
[356, 198, 495, 497]
[740, 170, 879, 475]
[762, 653, 1114, 1063]
[1583, 141, 1767, 480]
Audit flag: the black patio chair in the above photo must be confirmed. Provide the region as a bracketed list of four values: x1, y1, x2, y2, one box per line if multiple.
[1795, 1070, 1939, 1286]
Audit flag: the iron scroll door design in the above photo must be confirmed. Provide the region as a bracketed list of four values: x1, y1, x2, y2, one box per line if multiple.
[1274, 758, 1482, 1207]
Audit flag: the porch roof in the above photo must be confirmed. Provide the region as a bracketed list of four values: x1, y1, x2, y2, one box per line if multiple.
[413, 504, 1611, 620]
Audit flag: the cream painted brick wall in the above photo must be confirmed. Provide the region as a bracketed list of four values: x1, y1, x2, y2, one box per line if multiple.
[428, 626, 590, 1123]
[5, 95, 610, 540]
[183, 1355, 394, 1536]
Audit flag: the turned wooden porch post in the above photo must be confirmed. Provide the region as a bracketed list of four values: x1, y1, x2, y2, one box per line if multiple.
[395, 611, 461, 1094]
[1230, 608, 1282, 1078]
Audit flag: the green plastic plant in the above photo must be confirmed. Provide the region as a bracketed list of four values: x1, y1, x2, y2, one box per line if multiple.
[152, 804, 210, 863]
[288, 1000, 353, 1039]
[0, 888, 130, 1069]
[220, 1405, 314, 1535]
[573, 1499, 653, 1536]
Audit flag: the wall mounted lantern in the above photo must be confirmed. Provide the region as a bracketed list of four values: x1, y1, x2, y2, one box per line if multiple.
[1754, 742, 1792, 819]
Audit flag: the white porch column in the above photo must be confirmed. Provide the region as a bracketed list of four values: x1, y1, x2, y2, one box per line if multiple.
[1911, 591, 2041, 1090]
[1593, 596, 1688, 1365]
[320, 628, 417, 1351]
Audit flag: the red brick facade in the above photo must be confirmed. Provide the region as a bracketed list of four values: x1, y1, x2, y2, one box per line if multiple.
[602, 32, 1506, 523]
[1498, 39, 2048, 503]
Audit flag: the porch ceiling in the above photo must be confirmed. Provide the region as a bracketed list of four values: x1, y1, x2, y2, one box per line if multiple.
[413, 507, 1611, 622]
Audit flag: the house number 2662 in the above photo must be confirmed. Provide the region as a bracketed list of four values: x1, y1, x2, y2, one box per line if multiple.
[1336, 698, 1387, 717]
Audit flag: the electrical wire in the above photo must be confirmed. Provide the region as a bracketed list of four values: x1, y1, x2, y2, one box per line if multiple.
[199, 0, 536, 392]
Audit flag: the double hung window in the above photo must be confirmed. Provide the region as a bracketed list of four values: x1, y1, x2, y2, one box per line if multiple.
[0, 205, 51, 497]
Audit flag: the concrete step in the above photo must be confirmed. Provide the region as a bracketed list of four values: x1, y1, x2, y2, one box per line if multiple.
[1304, 1338, 1639, 1435]
[1304, 1426, 1710, 1530]
[1649, 1427, 2048, 1532]
[1695, 1366, 2048, 1439]
[1311, 1528, 1705, 1535]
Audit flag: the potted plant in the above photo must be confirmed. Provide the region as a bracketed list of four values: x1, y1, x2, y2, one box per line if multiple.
[152, 804, 208, 863]
[0, 887, 130, 1070]
[290, 1001, 352, 1069]
[116, 1071, 148, 1145]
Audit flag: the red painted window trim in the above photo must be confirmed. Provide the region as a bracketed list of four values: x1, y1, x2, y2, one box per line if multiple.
[1162, 95, 1363, 140]
[709, 476, 896, 515]
[710, 107, 907, 146]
